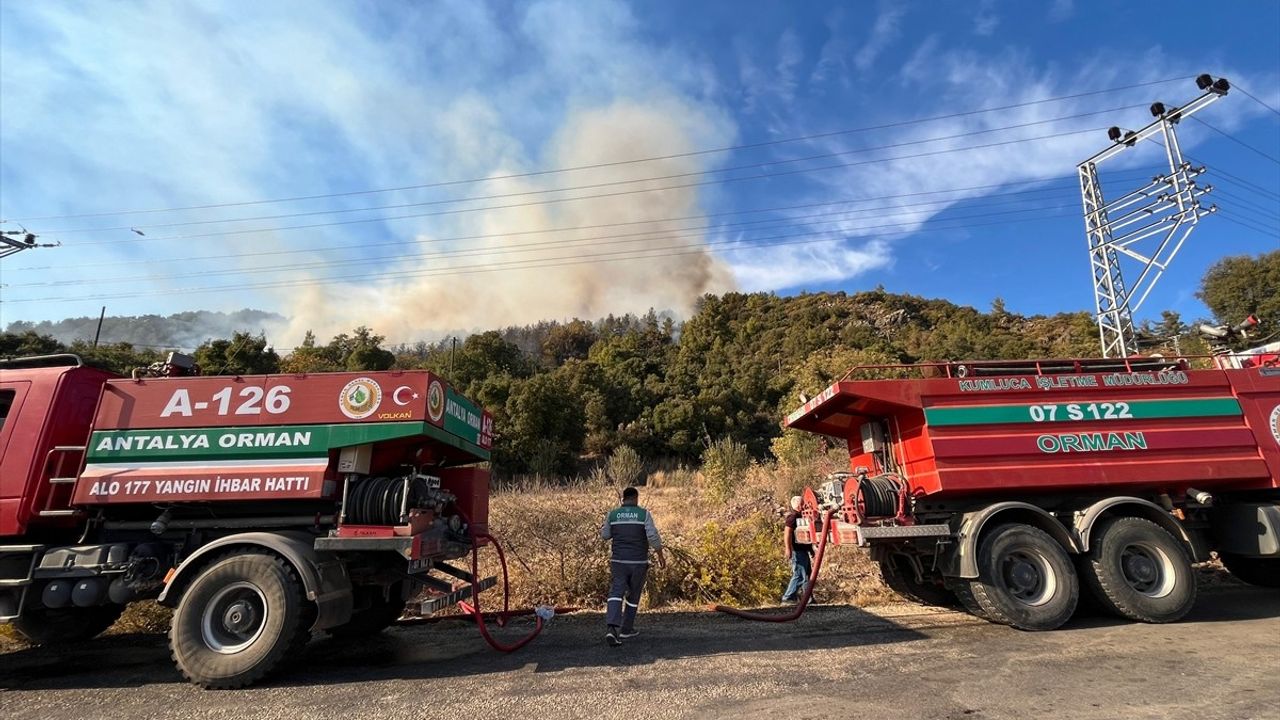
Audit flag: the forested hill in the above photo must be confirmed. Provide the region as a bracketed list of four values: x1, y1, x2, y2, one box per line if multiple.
[4, 309, 286, 350]
[3, 251, 1275, 475]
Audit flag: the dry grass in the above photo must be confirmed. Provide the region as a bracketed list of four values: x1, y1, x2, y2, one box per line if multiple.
[484, 468, 895, 612]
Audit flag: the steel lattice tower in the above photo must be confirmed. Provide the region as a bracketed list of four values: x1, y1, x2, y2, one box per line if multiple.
[1077, 74, 1230, 358]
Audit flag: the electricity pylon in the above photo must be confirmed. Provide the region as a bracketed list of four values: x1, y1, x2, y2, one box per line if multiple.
[1078, 73, 1229, 358]
[0, 229, 59, 259]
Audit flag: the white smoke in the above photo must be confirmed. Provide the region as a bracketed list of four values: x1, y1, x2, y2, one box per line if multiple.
[282, 96, 737, 343]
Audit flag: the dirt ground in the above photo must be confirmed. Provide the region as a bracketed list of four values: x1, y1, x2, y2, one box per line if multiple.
[2, 585, 1278, 720]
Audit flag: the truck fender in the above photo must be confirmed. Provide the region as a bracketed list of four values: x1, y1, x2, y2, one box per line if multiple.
[1072, 497, 1205, 561]
[950, 502, 1080, 579]
[157, 531, 353, 631]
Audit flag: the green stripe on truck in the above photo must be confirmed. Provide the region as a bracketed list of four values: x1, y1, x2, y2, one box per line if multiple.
[924, 397, 1243, 427]
[88, 421, 430, 463]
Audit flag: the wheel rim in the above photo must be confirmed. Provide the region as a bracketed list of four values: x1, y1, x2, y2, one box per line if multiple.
[1119, 542, 1176, 598]
[999, 549, 1057, 606]
[201, 581, 268, 654]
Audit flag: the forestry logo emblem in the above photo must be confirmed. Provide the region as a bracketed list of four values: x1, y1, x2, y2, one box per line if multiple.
[338, 377, 382, 419]
[1270, 404, 1280, 447]
[427, 379, 446, 423]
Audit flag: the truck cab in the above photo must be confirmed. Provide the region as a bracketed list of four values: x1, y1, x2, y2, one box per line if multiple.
[0, 355, 117, 539]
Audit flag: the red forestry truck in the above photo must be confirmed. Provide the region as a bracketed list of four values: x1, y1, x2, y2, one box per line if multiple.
[0, 353, 496, 687]
[786, 353, 1280, 630]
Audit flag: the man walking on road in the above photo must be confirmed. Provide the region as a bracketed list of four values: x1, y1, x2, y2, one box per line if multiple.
[781, 495, 812, 603]
[600, 486, 665, 647]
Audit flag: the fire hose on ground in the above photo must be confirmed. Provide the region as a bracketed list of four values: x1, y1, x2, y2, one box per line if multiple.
[712, 509, 836, 622]
[454, 515, 578, 653]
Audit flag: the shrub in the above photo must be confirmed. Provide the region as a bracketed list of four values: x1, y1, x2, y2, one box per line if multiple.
[700, 437, 752, 503]
[647, 465, 698, 488]
[647, 512, 788, 607]
[526, 439, 564, 480]
[606, 445, 645, 486]
[487, 487, 613, 606]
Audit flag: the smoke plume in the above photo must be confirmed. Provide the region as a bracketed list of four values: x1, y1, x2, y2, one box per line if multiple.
[282, 97, 736, 343]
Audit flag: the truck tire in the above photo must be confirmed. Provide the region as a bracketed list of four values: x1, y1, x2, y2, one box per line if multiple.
[879, 556, 958, 607]
[1220, 554, 1280, 588]
[969, 523, 1078, 631]
[12, 604, 124, 645]
[1082, 517, 1196, 623]
[169, 551, 311, 689]
[944, 578, 990, 620]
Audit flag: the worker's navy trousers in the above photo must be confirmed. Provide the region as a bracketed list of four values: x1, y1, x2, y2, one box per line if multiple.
[605, 560, 648, 631]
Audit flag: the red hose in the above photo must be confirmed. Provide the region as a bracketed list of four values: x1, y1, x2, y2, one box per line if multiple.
[713, 509, 835, 622]
[460, 528, 547, 652]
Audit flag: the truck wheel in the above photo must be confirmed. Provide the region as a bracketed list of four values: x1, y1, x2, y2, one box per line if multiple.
[970, 523, 1078, 631]
[1220, 554, 1280, 588]
[1083, 517, 1196, 623]
[12, 605, 124, 645]
[169, 551, 311, 689]
[879, 556, 958, 607]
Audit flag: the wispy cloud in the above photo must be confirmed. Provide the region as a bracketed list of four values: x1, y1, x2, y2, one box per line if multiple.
[0, 0, 739, 340]
[973, 0, 1000, 36]
[854, 3, 907, 71]
[1049, 0, 1075, 22]
[747, 41, 1272, 295]
[721, 238, 892, 292]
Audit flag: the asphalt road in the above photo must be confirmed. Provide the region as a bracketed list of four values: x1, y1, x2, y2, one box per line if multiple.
[2, 586, 1278, 720]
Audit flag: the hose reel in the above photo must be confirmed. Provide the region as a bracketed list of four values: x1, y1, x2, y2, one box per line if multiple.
[344, 473, 454, 526]
[844, 472, 907, 523]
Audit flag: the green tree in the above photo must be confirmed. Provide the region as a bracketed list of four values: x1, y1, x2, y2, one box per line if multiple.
[541, 319, 598, 367]
[194, 332, 280, 375]
[0, 331, 66, 358]
[280, 330, 343, 373]
[280, 327, 393, 372]
[1197, 250, 1280, 335]
[504, 371, 585, 474]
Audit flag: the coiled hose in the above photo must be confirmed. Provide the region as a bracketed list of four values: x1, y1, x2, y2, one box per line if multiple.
[712, 509, 835, 622]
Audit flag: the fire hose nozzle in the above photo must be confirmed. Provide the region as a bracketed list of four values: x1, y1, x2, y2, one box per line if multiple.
[1187, 487, 1213, 506]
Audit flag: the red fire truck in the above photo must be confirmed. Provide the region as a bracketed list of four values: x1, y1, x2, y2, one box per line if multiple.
[0, 353, 495, 687]
[786, 354, 1280, 630]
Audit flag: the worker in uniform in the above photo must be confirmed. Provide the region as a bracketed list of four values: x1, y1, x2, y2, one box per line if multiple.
[600, 486, 665, 647]
[781, 495, 813, 603]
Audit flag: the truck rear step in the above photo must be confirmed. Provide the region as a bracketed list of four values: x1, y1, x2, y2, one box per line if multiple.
[419, 576, 497, 615]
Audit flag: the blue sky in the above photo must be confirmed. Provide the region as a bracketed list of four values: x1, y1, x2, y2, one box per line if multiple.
[1, 0, 1277, 345]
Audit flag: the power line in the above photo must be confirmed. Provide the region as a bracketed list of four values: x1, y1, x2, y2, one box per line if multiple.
[44, 108, 1135, 238]
[1190, 117, 1280, 165]
[1234, 83, 1280, 118]
[20, 170, 1163, 271]
[1208, 182, 1280, 218]
[1216, 201, 1280, 229]
[1212, 190, 1280, 223]
[5, 77, 1190, 224]
[11, 197, 1082, 289]
[57, 124, 1113, 247]
[1184, 152, 1280, 200]
[7, 211, 1080, 304]
[1218, 212, 1280, 238]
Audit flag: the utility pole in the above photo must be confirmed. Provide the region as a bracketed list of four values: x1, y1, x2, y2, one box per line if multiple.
[93, 306, 107, 348]
[1078, 73, 1230, 358]
[0, 228, 59, 259]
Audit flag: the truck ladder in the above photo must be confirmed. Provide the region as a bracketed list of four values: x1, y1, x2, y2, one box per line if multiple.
[0, 545, 44, 621]
[38, 445, 86, 518]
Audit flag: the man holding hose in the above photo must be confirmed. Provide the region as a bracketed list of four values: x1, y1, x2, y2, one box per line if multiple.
[781, 495, 813, 603]
[600, 486, 665, 647]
